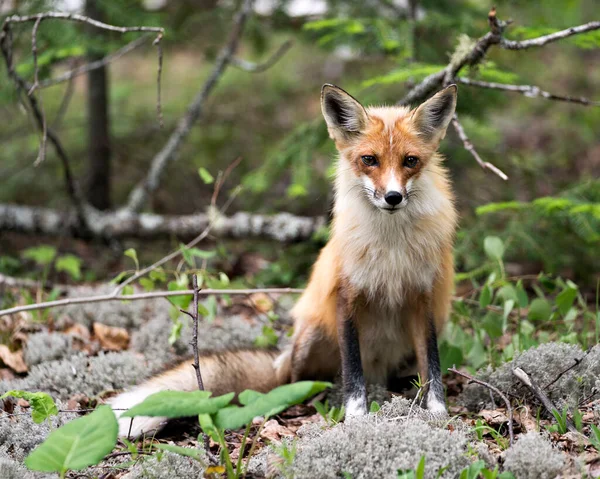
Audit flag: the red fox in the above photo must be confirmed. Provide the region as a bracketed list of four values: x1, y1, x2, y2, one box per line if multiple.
[110, 84, 458, 437]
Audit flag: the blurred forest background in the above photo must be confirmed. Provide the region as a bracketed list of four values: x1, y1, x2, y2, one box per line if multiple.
[0, 0, 599, 371]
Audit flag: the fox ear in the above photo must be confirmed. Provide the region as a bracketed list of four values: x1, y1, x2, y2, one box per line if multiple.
[321, 84, 368, 141]
[412, 84, 457, 143]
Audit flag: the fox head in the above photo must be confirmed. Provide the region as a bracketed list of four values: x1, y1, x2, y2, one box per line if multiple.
[321, 84, 457, 215]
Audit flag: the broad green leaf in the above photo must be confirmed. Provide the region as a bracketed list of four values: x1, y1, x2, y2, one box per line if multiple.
[55, 255, 82, 280]
[467, 339, 487, 370]
[122, 391, 235, 418]
[25, 406, 117, 473]
[198, 413, 219, 442]
[528, 298, 552, 322]
[167, 276, 192, 310]
[154, 444, 205, 461]
[198, 167, 214, 184]
[124, 248, 139, 271]
[369, 401, 380, 413]
[479, 285, 493, 308]
[189, 247, 216, 259]
[439, 342, 464, 373]
[213, 381, 332, 430]
[1, 390, 57, 424]
[238, 389, 265, 406]
[22, 246, 57, 266]
[555, 287, 577, 315]
[149, 269, 167, 282]
[483, 236, 504, 261]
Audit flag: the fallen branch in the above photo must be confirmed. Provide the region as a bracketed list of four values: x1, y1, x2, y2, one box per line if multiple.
[512, 367, 577, 433]
[544, 353, 587, 390]
[449, 366, 514, 446]
[180, 274, 205, 391]
[0, 287, 304, 318]
[458, 78, 600, 107]
[0, 203, 326, 241]
[451, 114, 508, 180]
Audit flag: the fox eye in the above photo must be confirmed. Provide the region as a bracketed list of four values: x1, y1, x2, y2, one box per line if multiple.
[361, 155, 378, 167]
[404, 156, 419, 168]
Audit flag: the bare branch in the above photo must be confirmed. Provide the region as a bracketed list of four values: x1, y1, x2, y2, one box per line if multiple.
[38, 35, 151, 89]
[231, 40, 293, 73]
[29, 16, 47, 166]
[0, 287, 304, 318]
[123, 0, 254, 213]
[512, 367, 578, 434]
[500, 21, 600, 50]
[3, 12, 164, 36]
[449, 366, 514, 446]
[451, 114, 508, 181]
[458, 77, 600, 106]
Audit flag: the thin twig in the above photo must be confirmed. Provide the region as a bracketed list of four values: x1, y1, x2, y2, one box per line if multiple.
[449, 366, 514, 446]
[451, 114, 508, 180]
[512, 367, 578, 433]
[458, 78, 600, 106]
[154, 33, 164, 128]
[38, 35, 151, 89]
[29, 16, 47, 166]
[544, 353, 587, 390]
[231, 40, 293, 73]
[180, 274, 204, 391]
[0, 287, 303, 318]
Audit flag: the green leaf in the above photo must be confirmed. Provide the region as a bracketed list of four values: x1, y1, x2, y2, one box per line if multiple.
[189, 248, 216, 259]
[139, 278, 155, 292]
[198, 413, 220, 442]
[25, 406, 117, 473]
[528, 298, 552, 322]
[55, 255, 82, 280]
[198, 167, 214, 184]
[110, 271, 129, 285]
[149, 269, 167, 282]
[415, 456, 426, 479]
[238, 390, 265, 406]
[167, 276, 192, 310]
[22, 246, 57, 266]
[481, 312, 503, 339]
[555, 287, 578, 316]
[213, 381, 332, 430]
[124, 248, 139, 271]
[1, 390, 57, 424]
[516, 280, 529, 308]
[369, 401, 380, 413]
[503, 300, 515, 322]
[122, 391, 235, 418]
[483, 236, 504, 261]
[154, 444, 205, 461]
[496, 285, 518, 304]
[197, 303, 210, 317]
[479, 285, 493, 308]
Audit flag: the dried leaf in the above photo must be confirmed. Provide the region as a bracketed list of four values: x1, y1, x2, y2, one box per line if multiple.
[479, 409, 508, 425]
[92, 323, 129, 351]
[260, 419, 295, 443]
[249, 293, 274, 313]
[0, 345, 27, 373]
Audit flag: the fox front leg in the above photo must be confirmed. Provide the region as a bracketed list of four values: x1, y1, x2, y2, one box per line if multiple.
[424, 314, 446, 413]
[337, 291, 367, 417]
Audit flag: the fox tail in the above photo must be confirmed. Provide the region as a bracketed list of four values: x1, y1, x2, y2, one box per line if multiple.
[109, 348, 291, 438]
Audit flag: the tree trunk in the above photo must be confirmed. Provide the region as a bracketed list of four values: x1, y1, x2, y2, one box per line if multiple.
[85, 0, 112, 210]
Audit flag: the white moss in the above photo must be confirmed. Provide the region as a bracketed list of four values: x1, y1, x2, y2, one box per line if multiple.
[290, 414, 470, 478]
[23, 332, 75, 367]
[503, 432, 565, 479]
[461, 342, 597, 411]
[125, 451, 206, 478]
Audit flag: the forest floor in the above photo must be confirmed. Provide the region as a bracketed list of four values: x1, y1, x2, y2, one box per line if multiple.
[0, 281, 599, 478]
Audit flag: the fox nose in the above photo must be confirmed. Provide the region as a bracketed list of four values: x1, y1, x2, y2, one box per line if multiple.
[384, 191, 403, 206]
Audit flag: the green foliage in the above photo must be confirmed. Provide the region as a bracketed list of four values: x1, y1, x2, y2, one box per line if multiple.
[589, 424, 600, 451]
[25, 406, 118, 477]
[548, 407, 569, 434]
[397, 455, 426, 479]
[124, 248, 139, 271]
[22, 246, 56, 266]
[121, 390, 235, 419]
[198, 167, 214, 184]
[54, 255, 82, 281]
[313, 399, 345, 425]
[458, 460, 515, 479]
[212, 381, 331, 430]
[0, 390, 57, 424]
